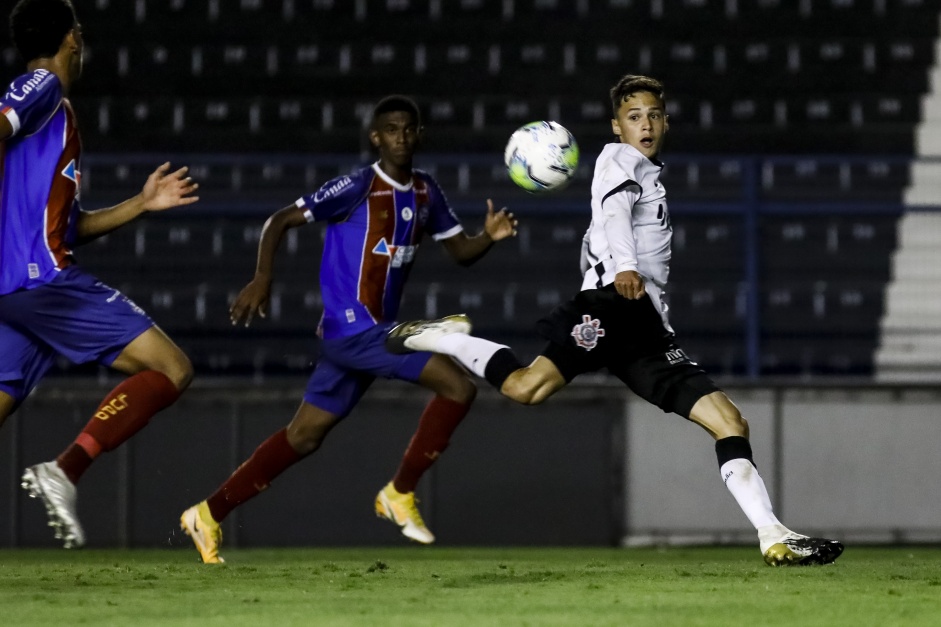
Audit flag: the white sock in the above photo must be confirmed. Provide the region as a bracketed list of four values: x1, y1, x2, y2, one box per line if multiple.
[720, 458, 784, 536]
[435, 333, 508, 378]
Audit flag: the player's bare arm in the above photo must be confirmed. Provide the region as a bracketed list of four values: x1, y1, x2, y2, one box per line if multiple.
[230, 204, 308, 327]
[0, 114, 12, 142]
[613, 269, 646, 300]
[441, 198, 517, 266]
[75, 162, 199, 243]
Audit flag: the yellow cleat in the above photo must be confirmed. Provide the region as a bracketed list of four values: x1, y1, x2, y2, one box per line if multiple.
[375, 482, 435, 544]
[180, 501, 225, 564]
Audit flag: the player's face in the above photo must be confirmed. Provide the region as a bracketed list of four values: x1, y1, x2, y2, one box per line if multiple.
[370, 111, 421, 167]
[611, 91, 668, 159]
[67, 24, 85, 81]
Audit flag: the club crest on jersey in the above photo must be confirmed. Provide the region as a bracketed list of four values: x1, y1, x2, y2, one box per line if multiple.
[401, 206, 413, 221]
[571, 314, 605, 351]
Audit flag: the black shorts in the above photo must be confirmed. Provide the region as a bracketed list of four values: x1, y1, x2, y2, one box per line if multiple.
[535, 286, 719, 418]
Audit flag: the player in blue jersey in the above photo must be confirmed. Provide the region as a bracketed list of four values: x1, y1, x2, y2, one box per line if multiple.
[179, 95, 517, 563]
[1, 0, 199, 548]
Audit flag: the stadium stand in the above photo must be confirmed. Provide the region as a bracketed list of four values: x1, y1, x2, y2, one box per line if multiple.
[4, 0, 938, 378]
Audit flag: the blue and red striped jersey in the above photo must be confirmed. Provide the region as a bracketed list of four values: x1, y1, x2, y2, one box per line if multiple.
[296, 162, 462, 339]
[0, 69, 81, 295]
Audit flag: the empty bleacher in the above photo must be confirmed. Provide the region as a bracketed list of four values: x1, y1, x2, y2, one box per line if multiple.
[4, 0, 933, 378]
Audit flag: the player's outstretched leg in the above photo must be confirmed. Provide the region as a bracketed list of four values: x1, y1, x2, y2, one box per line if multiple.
[375, 482, 435, 544]
[386, 314, 472, 354]
[21, 462, 85, 549]
[19, 328, 190, 548]
[693, 392, 844, 567]
[180, 501, 225, 564]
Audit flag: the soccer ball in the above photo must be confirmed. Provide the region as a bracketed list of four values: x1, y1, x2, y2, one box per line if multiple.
[504, 121, 580, 193]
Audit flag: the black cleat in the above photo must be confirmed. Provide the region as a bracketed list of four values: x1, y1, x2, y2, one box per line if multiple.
[763, 533, 844, 566]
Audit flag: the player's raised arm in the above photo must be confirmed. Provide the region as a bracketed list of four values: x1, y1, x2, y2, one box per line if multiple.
[441, 198, 517, 267]
[75, 162, 199, 243]
[229, 204, 308, 327]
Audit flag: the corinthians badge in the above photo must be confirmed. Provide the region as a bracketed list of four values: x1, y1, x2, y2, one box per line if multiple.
[571, 314, 605, 351]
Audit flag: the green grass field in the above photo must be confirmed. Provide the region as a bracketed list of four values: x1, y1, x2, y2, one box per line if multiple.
[1, 547, 939, 626]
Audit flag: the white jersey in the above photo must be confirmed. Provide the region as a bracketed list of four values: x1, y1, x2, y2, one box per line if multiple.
[580, 143, 673, 331]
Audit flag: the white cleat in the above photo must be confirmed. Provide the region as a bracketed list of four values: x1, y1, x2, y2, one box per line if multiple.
[21, 462, 86, 549]
[386, 314, 472, 354]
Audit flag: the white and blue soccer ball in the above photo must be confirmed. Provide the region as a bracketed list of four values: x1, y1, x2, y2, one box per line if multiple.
[504, 121, 580, 193]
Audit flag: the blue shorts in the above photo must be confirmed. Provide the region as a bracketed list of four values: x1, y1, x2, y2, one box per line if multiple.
[303, 322, 433, 418]
[0, 266, 154, 402]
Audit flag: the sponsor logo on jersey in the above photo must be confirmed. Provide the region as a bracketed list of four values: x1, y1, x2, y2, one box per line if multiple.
[373, 238, 417, 267]
[571, 314, 605, 351]
[61, 159, 80, 184]
[312, 176, 352, 203]
[373, 238, 392, 256]
[665, 348, 691, 365]
[6, 70, 50, 102]
[390, 245, 416, 268]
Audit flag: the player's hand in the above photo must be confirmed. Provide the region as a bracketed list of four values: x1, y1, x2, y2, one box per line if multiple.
[230, 276, 271, 327]
[140, 162, 199, 212]
[483, 198, 517, 242]
[614, 270, 646, 300]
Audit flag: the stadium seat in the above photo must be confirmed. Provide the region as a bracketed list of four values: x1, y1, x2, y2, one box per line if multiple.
[667, 283, 745, 334]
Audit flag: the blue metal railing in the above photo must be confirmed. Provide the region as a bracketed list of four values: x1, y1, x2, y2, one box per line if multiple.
[77, 153, 941, 378]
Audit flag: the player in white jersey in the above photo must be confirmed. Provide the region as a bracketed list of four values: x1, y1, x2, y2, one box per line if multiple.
[388, 75, 843, 567]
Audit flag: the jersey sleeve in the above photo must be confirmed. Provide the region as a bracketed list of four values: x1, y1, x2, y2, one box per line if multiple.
[421, 174, 463, 241]
[295, 171, 366, 223]
[595, 149, 643, 274]
[0, 70, 63, 137]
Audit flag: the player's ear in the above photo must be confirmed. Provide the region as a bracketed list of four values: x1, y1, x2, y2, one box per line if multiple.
[664, 115, 670, 133]
[610, 118, 622, 138]
[63, 30, 79, 54]
[368, 128, 381, 148]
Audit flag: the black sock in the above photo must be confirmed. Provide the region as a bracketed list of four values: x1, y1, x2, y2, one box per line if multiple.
[483, 348, 523, 389]
[715, 435, 754, 469]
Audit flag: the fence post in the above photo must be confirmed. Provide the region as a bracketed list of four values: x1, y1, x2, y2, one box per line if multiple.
[744, 157, 761, 378]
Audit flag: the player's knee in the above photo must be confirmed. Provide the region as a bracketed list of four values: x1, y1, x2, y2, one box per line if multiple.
[453, 376, 477, 405]
[720, 406, 748, 438]
[162, 352, 194, 392]
[291, 431, 324, 455]
[288, 407, 340, 455]
[438, 373, 477, 405]
[0, 393, 15, 425]
[501, 376, 542, 405]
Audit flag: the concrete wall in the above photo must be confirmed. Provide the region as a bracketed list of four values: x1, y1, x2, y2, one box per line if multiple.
[1, 380, 622, 548]
[624, 386, 941, 545]
[3, 380, 940, 548]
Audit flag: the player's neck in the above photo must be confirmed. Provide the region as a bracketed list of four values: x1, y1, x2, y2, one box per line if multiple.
[377, 160, 413, 185]
[26, 58, 73, 94]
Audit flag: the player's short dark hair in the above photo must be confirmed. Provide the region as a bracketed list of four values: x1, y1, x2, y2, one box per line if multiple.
[371, 95, 422, 129]
[10, 0, 77, 62]
[609, 75, 665, 116]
